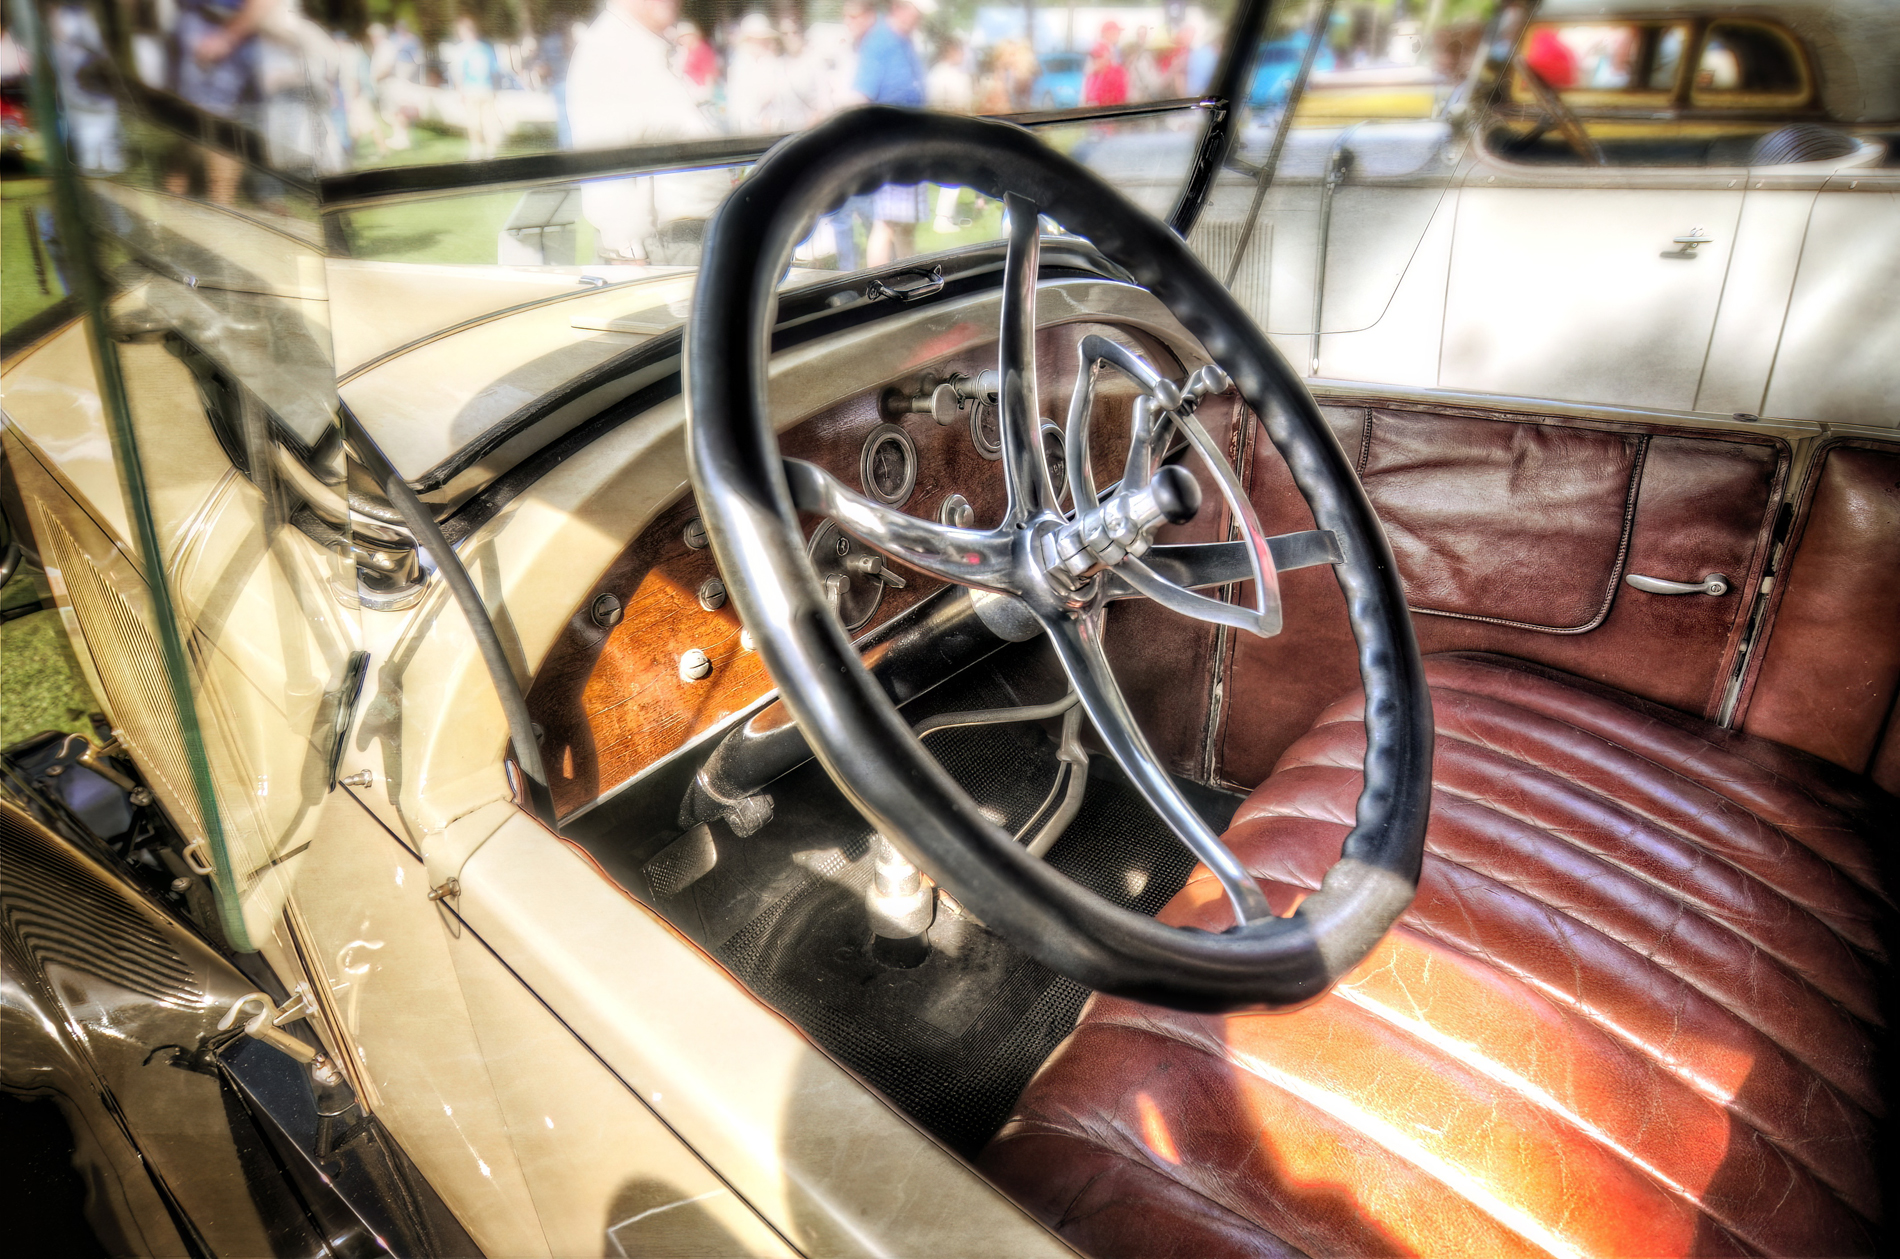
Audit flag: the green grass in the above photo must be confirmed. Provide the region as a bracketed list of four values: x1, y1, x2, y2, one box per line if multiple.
[342, 184, 534, 263]
[914, 186, 1007, 257]
[1, 574, 100, 748]
[2, 179, 98, 748]
[341, 124, 602, 264]
[1, 177, 67, 337]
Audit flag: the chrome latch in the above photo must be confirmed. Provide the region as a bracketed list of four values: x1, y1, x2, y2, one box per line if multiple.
[1624, 572, 1730, 596]
[865, 265, 945, 303]
[1664, 228, 1714, 259]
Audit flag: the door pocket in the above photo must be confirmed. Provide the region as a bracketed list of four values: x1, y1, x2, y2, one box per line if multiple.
[1357, 410, 1647, 633]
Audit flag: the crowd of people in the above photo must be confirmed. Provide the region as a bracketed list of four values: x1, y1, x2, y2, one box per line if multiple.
[546, 0, 1223, 266]
[23, 0, 1223, 263]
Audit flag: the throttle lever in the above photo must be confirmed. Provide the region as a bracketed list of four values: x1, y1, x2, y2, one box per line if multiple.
[846, 552, 909, 588]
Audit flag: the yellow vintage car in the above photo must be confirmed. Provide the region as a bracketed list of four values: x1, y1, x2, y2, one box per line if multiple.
[2, 0, 1895, 1256]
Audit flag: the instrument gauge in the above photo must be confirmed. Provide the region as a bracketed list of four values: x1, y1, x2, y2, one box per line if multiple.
[970, 402, 1002, 461]
[860, 423, 918, 507]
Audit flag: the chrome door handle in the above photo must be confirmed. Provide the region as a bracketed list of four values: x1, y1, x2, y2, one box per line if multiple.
[1625, 572, 1729, 596]
[1663, 229, 1714, 259]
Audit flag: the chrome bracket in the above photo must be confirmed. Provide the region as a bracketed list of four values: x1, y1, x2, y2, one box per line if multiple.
[217, 990, 343, 1084]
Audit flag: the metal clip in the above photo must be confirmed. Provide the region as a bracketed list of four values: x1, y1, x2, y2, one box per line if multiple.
[1663, 229, 1714, 259]
[180, 837, 217, 877]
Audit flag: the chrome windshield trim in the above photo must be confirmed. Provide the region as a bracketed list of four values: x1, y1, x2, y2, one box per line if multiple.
[318, 97, 1216, 214]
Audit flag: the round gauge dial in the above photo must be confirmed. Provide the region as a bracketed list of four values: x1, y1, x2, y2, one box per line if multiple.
[970, 401, 1002, 461]
[859, 423, 918, 506]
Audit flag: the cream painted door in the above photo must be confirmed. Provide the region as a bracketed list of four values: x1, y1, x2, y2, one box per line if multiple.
[1760, 176, 1900, 426]
[1441, 150, 1744, 410]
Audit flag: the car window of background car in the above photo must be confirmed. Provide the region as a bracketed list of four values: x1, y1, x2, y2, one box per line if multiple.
[1499, 15, 1823, 169]
[1691, 19, 1806, 104]
[1512, 21, 1689, 107]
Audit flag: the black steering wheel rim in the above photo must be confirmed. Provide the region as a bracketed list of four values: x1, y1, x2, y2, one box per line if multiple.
[686, 106, 1431, 1012]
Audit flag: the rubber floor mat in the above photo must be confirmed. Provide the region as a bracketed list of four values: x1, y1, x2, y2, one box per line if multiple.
[709, 710, 1207, 1155]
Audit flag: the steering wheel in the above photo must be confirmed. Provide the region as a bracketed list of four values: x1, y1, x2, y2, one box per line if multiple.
[686, 107, 1431, 1012]
[1514, 56, 1607, 166]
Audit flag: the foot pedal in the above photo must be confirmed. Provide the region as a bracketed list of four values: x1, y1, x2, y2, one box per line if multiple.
[645, 823, 718, 899]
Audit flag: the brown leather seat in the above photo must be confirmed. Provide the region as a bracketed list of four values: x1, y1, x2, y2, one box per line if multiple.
[980, 653, 1895, 1257]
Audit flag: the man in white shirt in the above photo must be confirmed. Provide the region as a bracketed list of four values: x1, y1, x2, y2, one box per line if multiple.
[566, 0, 730, 264]
[925, 37, 974, 233]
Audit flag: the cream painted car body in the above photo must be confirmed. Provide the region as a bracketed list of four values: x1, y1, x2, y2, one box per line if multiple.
[4, 231, 1213, 1255]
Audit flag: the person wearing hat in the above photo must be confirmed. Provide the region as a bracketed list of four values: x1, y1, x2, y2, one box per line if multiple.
[819, 0, 878, 269]
[926, 35, 974, 234]
[1083, 18, 1127, 107]
[727, 12, 787, 134]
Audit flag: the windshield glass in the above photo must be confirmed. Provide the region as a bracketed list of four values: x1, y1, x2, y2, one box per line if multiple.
[1180, 0, 1492, 366]
[319, 0, 1235, 275]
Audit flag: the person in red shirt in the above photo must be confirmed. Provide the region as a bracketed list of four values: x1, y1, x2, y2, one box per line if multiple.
[1083, 19, 1127, 106]
[1523, 26, 1577, 89]
[676, 21, 717, 91]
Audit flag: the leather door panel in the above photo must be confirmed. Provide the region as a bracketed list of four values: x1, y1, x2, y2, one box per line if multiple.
[1217, 402, 1786, 789]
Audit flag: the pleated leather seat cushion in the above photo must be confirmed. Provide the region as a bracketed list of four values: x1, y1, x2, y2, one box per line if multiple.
[979, 652, 1895, 1257]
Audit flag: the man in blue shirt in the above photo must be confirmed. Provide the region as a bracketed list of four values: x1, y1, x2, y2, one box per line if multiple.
[852, 0, 927, 265]
[853, 0, 924, 107]
[448, 14, 503, 160]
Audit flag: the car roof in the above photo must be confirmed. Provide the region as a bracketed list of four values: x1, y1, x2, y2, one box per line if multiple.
[1537, 0, 1900, 121]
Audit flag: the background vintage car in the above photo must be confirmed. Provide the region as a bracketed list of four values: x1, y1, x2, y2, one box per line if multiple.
[1083, 0, 1899, 423]
[3, 0, 1898, 1256]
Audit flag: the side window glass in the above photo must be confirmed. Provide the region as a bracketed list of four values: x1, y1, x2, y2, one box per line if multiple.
[1511, 22, 1684, 104]
[1525, 23, 1632, 89]
[1646, 25, 1686, 92]
[1692, 22, 1807, 105]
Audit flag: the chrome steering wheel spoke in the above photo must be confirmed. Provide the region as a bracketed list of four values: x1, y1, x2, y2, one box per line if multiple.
[783, 458, 1017, 592]
[998, 194, 1056, 524]
[1038, 605, 1277, 927]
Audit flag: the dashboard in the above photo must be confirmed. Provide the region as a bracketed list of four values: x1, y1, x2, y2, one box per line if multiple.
[526, 320, 1177, 819]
